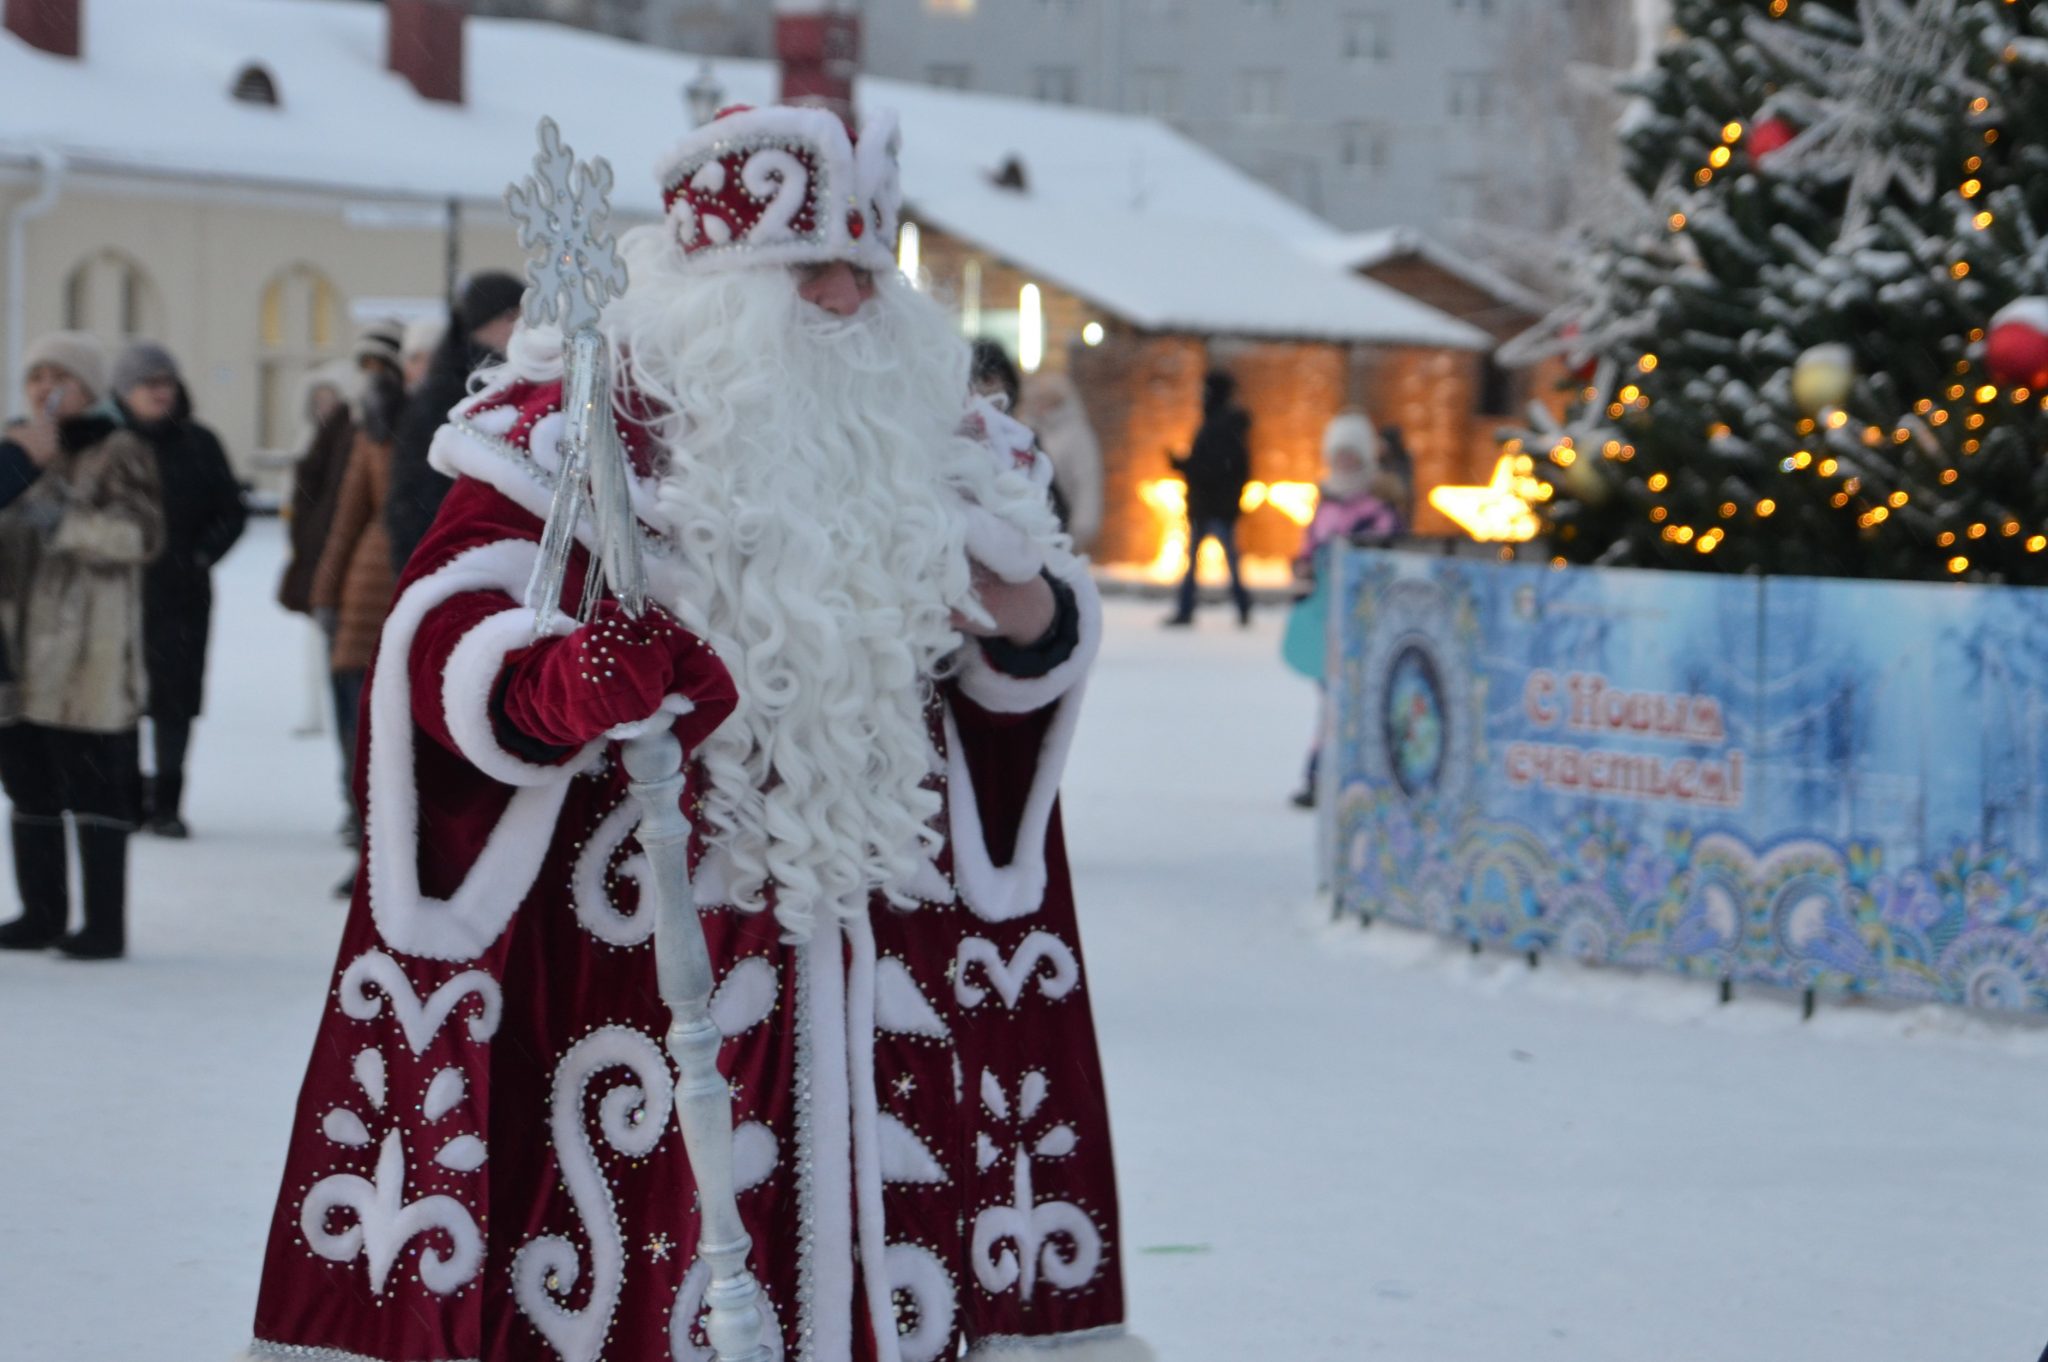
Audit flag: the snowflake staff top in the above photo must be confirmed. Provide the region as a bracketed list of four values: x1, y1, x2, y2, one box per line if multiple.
[505, 117, 628, 336]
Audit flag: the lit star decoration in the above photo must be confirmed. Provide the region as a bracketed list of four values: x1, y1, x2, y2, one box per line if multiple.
[893, 1074, 916, 1099]
[1430, 455, 1544, 543]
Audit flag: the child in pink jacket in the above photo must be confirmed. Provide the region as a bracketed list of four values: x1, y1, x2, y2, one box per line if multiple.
[1289, 411, 1404, 806]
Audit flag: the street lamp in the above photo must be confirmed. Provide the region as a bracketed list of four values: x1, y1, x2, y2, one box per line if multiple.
[685, 61, 724, 128]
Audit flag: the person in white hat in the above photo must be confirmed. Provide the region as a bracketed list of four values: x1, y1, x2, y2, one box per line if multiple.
[246, 105, 1146, 1362]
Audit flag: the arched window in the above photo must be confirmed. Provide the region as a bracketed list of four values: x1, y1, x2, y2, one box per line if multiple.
[62, 250, 163, 345]
[257, 264, 346, 454]
[230, 63, 281, 106]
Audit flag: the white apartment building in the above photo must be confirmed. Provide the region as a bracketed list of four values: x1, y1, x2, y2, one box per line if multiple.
[862, 0, 1642, 233]
[450, 0, 1652, 235]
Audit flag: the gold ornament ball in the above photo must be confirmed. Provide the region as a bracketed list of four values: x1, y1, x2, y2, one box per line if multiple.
[1793, 344, 1856, 414]
[1559, 449, 1611, 506]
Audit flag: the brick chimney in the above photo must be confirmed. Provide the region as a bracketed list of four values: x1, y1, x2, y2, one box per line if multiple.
[774, 0, 859, 121]
[387, 0, 465, 106]
[5, 0, 82, 58]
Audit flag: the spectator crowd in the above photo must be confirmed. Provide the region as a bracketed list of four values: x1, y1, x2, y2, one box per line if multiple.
[0, 265, 1418, 956]
[0, 269, 525, 955]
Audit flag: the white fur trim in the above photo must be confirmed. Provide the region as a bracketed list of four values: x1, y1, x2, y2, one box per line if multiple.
[243, 1346, 480, 1362]
[426, 407, 683, 606]
[799, 931, 857, 1361]
[845, 916, 905, 1362]
[944, 666, 1089, 925]
[952, 558, 1101, 716]
[440, 604, 607, 786]
[603, 692, 697, 741]
[964, 504, 1047, 586]
[963, 1332, 1154, 1361]
[366, 540, 597, 962]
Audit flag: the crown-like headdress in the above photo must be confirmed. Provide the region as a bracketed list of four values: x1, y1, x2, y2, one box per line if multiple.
[654, 104, 902, 274]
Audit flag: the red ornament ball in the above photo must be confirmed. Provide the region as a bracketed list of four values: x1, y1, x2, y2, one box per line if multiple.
[1748, 116, 1795, 162]
[1986, 298, 2048, 391]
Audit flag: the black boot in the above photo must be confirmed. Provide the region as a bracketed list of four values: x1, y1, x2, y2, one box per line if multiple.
[147, 719, 193, 838]
[0, 814, 67, 949]
[56, 821, 127, 960]
[147, 773, 189, 838]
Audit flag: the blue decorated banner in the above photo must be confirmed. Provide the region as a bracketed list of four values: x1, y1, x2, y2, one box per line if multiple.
[1329, 549, 2048, 1011]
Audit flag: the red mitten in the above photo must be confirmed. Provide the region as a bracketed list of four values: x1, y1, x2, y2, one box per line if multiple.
[496, 600, 736, 753]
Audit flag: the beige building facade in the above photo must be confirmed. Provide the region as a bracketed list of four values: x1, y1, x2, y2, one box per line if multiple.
[1, 166, 535, 486]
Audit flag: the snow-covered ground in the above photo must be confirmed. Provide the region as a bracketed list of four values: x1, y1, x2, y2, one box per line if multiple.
[5, 522, 2047, 1361]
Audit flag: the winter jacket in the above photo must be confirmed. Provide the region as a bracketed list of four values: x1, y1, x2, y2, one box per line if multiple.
[129, 395, 247, 720]
[278, 406, 356, 615]
[1172, 405, 1252, 524]
[386, 333, 499, 574]
[1293, 486, 1404, 585]
[0, 409, 164, 731]
[0, 441, 45, 689]
[0, 442, 42, 512]
[310, 431, 396, 673]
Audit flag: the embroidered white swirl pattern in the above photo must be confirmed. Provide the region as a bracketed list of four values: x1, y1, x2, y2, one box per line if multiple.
[512, 1026, 675, 1362]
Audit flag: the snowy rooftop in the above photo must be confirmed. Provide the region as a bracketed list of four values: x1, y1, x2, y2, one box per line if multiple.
[0, 0, 1487, 349]
[1305, 228, 1551, 318]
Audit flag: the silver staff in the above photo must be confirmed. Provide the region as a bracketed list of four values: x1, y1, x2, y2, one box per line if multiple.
[506, 118, 772, 1362]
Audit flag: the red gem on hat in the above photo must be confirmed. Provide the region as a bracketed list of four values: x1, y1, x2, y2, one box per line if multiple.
[847, 208, 865, 239]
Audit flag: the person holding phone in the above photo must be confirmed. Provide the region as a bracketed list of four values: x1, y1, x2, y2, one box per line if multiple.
[0, 331, 165, 958]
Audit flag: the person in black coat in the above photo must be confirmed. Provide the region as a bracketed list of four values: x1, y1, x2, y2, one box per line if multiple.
[112, 342, 247, 838]
[1166, 368, 1253, 627]
[384, 271, 523, 574]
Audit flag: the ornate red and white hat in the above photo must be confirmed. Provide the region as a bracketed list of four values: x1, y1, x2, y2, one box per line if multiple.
[654, 104, 902, 274]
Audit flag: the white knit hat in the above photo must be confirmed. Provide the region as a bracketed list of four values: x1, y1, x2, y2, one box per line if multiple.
[1322, 410, 1379, 477]
[22, 330, 109, 400]
[400, 315, 446, 363]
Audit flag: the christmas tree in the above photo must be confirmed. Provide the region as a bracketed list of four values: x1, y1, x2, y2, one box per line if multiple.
[1523, 0, 2048, 582]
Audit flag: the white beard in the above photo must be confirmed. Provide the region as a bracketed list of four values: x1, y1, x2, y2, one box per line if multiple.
[578, 228, 1064, 937]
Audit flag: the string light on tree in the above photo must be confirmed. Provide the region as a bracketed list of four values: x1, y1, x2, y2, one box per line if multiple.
[1509, 0, 2048, 583]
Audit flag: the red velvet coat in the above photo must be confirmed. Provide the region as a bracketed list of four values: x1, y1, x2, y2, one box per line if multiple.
[246, 380, 1142, 1362]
